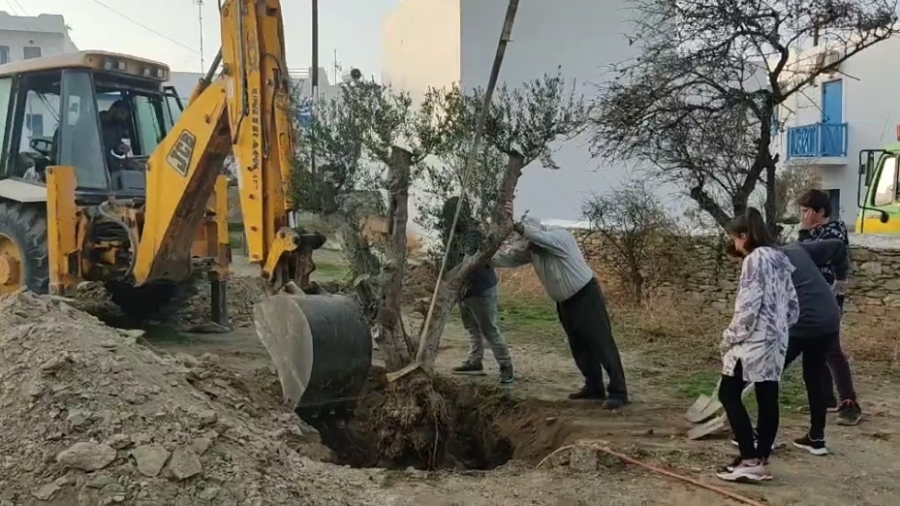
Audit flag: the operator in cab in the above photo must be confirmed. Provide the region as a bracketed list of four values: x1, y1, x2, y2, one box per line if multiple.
[100, 100, 132, 168]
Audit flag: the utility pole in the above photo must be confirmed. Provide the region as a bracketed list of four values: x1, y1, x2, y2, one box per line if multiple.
[310, 0, 319, 173]
[195, 0, 205, 71]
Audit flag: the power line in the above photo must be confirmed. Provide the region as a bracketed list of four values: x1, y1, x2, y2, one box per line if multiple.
[4, 0, 22, 16]
[89, 0, 199, 54]
[9, 0, 27, 16]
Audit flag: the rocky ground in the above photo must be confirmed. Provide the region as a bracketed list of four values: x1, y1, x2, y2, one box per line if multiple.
[1, 252, 898, 505]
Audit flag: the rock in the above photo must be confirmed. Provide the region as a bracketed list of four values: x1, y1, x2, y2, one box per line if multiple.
[198, 410, 217, 427]
[198, 486, 220, 501]
[106, 434, 131, 450]
[66, 409, 92, 428]
[99, 483, 126, 503]
[132, 445, 171, 478]
[56, 442, 117, 471]
[190, 438, 212, 456]
[86, 474, 115, 489]
[167, 448, 202, 480]
[32, 482, 60, 500]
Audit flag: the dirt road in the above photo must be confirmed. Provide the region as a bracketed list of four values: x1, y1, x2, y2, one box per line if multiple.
[148, 258, 900, 506]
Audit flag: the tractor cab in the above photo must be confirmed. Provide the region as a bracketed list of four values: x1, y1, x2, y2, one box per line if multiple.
[0, 51, 184, 204]
[856, 132, 900, 234]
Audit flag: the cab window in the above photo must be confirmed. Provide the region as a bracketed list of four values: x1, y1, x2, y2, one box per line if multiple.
[95, 90, 168, 156]
[133, 95, 166, 154]
[164, 91, 182, 127]
[0, 77, 14, 173]
[59, 70, 108, 189]
[873, 155, 898, 207]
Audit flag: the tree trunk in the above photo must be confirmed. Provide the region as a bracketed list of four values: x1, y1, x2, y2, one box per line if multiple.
[764, 163, 778, 228]
[416, 151, 525, 372]
[376, 146, 415, 371]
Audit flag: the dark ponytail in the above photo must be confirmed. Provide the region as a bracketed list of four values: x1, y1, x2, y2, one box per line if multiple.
[726, 207, 774, 252]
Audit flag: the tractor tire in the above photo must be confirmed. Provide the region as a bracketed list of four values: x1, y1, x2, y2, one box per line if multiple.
[106, 278, 200, 324]
[0, 201, 49, 296]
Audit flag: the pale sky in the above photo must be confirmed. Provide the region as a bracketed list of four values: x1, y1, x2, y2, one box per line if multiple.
[14, 0, 400, 78]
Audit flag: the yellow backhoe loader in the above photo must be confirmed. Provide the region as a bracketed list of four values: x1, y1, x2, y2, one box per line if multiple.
[0, 0, 371, 417]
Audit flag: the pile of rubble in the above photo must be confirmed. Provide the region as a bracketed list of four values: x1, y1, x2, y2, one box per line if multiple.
[0, 292, 390, 505]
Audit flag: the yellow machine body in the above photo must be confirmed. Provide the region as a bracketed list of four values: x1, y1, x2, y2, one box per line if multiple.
[0, 1, 372, 414]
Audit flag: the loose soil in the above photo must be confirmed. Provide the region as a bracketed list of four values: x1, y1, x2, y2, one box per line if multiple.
[4, 254, 900, 505]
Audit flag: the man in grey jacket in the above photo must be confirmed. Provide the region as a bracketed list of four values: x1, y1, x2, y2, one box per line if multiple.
[492, 201, 628, 409]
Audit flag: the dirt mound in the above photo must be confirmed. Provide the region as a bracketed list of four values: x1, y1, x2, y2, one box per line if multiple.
[0, 292, 390, 505]
[72, 277, 267, 330]
[180, 277, 268, 329]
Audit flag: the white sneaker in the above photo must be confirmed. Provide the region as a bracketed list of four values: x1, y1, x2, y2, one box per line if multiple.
[716, 458, 772, 483]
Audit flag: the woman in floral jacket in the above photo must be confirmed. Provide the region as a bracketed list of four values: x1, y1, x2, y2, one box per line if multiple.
[716, 208, 799, 483]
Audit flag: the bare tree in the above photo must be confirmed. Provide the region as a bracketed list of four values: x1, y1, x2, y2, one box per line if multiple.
[590, 0, 898, 229]
[581, 180, 678, 303]
[774, 166, 823, 222]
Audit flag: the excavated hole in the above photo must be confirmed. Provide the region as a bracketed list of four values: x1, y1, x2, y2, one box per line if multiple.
[307, 371, 522, 471]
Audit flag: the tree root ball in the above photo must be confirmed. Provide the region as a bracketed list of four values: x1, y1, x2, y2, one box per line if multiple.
[309, 367, 518, 470]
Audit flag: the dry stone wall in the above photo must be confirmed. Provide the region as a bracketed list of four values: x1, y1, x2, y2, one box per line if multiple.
[572, 230, 900, 318]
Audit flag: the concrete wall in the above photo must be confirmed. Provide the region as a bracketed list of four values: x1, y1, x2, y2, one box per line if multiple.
[778, 38, 900, 224]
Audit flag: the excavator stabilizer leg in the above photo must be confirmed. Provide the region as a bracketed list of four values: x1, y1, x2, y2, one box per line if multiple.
[253, 292, 372, 419]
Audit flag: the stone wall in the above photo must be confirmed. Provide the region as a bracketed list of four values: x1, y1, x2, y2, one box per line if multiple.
[573, 230, 900, 318]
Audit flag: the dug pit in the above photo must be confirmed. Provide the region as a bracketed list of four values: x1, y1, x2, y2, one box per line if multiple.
[306, 368, 567, 471]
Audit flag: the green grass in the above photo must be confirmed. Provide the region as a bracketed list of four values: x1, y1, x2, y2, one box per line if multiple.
[313, 260, 349, 279]
[497, 296, 567, 351]
[668, 360, 809, 410]
[497, 292, 811, 411]
[229, 231, 245, 251]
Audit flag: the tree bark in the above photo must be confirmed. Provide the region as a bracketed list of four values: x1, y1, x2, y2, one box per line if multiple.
[377, 146, 415, 371]
[416, 151, 525, 371]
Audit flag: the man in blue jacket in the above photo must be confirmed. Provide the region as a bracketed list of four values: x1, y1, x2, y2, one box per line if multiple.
[440, 197, 514, 384]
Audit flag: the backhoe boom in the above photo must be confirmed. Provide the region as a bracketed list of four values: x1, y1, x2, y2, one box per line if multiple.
[134, 0, 307, 289]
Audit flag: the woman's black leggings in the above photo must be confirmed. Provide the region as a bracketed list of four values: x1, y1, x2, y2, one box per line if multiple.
[719, 360, 780, 460]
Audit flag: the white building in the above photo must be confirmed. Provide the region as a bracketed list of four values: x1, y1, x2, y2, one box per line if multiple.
[0, 11, 77, 151]
[777, 39, 900, 225]
[382, 0, 659, 222]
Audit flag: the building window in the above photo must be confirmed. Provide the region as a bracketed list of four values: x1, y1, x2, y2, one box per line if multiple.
[26, 113, 44, 137]
[0, 46, 9, 65]
[23, 46, 42, 60]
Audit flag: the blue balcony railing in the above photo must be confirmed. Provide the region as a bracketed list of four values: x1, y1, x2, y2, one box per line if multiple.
[786, 123, 848, 159]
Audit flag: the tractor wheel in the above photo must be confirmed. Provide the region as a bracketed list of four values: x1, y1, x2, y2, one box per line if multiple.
[106, 278, 200, 324]
[0, 202, 49, 296]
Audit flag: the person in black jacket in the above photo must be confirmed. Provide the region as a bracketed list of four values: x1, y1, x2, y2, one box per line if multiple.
[730, 238, 849, 458]
[797, 189, 862, 426]
[440, 197, 514, 384]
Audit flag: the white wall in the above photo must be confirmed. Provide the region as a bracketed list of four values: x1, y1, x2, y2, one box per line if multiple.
[383, 0, 689, 223]
[458, 0, 666, 221]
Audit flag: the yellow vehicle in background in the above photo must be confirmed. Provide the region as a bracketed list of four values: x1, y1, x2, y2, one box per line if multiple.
[0, 0, 371, 417]
[856, 137, 900, 233]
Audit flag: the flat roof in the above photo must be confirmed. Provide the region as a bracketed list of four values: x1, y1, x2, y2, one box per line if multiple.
[0, 50, 170, 80]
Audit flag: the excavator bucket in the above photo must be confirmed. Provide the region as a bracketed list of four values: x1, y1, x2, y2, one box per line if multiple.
[253, 292, 372, 419]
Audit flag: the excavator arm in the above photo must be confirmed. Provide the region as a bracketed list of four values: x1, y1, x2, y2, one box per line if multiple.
[133, 0, 320, 290]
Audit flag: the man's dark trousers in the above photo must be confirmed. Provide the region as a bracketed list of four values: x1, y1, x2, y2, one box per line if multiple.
[555, 278, 628, 401]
